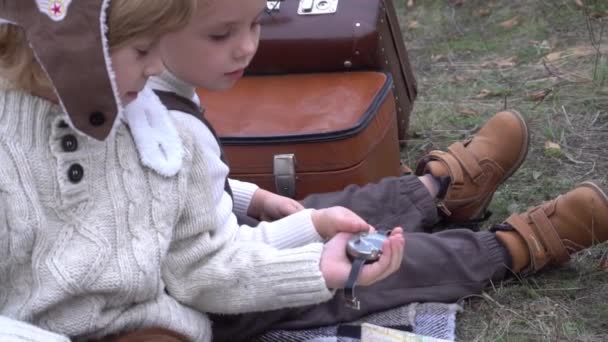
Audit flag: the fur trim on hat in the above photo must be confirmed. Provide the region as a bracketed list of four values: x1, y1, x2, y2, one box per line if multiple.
[99, 0, 126, 137]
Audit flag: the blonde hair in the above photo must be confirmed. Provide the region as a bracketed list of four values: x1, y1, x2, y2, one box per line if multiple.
[0, 25, 51, 93]
[107, 0, 196, 50]
[0, 0, 196, 93]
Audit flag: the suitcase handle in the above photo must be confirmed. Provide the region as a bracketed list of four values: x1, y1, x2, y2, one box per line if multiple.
[273, 154, 297, 198]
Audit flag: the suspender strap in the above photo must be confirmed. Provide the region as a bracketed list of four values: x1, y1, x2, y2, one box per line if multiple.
[154, 90, 233, 199]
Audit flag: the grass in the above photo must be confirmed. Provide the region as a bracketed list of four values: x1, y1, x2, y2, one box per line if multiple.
[395, 0, 608, 340]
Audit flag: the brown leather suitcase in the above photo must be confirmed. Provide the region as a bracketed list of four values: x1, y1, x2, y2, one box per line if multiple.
[197, 71, 401, 199]
[248, 0, 417, 141]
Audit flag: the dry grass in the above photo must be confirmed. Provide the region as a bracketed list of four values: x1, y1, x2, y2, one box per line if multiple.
[395, 0, 608, 340]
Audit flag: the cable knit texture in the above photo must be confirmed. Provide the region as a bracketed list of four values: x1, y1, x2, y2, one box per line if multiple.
[0, 88, 333, 342]
[148, 74, 324, 248]
[148, 72, 258, 215]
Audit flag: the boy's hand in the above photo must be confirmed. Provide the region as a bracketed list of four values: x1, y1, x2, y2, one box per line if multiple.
[248, 189, 305, 221]
[311, 206, 372, 240]
[320, 228, 405, 289]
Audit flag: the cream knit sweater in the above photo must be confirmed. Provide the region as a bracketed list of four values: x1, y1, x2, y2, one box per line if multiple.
[148, 72, 324, 249]
[0, 88, 333, 341]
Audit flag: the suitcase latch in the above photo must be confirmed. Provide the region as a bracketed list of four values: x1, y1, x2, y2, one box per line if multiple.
[273, 154, 297, 198]
[266, 1, 281, 11]
[298, 0, 338, 15]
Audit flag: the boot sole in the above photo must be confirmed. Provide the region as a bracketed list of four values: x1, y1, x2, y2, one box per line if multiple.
[580, 181, 608, 204]
[471, 110, 530, 219]
[578, 181, 608, 246]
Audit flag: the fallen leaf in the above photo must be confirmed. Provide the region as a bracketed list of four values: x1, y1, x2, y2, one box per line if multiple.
[408, 20, 420, 30]
[407, 0, 415, 7]
[456, 105, 480, 117]
[571, 46, 593, 56]
[544, 141, 563, 158]
[479, 57, 517, 68]
[474, 8, 491, 17]
[431, 54, 447, 62]
[529, 89, 550, 101]
[474, 89, 494, 98]
[499, 16, 520, 29]
[542, 61, 593, 83]
[545, 51, 562, 62]
[495, 56, 517, 67]
[543, 46, 597, 62]
[532, 171, 542, 180]
[574, 0, 584, 8]
[589, 11, 608, 19]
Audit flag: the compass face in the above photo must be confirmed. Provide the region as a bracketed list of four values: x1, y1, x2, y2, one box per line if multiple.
[346, 233, 388, 261]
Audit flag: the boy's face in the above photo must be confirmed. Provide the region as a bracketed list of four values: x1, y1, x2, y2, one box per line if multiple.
[112, 36, 165, 105]
[160, 0, 266, 91]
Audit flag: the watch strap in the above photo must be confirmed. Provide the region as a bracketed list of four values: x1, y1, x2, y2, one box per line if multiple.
[344, 257, 366, 310]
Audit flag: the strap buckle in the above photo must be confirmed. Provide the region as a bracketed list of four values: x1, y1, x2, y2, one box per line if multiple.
[344, 295, 361, 311]
[343, 257, 367, 310]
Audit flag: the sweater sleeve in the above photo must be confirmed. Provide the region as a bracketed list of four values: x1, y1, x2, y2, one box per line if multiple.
[236, 208, 324, 248]
[0, 316, 71, 342]
[162, 114, 333, 314]
[228, 178, 258, 216]
[168, 110, 323, 249]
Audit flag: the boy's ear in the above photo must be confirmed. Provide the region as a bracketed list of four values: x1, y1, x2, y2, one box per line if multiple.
[0, 0, 120, 141]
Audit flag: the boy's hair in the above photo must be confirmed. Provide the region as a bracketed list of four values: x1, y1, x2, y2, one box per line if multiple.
[0, 0, 196, 93]
[107, 0, 196, 50]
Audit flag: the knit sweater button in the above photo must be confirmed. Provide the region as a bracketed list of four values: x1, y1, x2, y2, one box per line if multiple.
[61, 135, 78, 152]
[89, 111, 106, 126]
[67, 164, 84, 183]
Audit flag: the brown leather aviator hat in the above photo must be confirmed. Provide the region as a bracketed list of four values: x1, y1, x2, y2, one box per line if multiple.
[0, 0, 120, 140]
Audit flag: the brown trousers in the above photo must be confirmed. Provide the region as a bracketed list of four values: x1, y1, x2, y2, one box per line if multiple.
[95, 328, 189, 342]
[211, 175, 511, 341]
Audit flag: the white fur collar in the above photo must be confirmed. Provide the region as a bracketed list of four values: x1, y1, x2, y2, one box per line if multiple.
[123, 86, 184, 177]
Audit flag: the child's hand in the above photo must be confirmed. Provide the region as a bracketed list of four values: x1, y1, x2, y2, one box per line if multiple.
[320, 228, 405, 289]
[311, 206, 372, 240]
[248, 189, 305, 221]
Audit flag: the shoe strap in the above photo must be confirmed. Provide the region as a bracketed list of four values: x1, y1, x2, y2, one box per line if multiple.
[447, 142, 484, 184]
[506, 207, 570, 273]
[506, 213, 549, 271]
[529, 207, 570, 264]
[419, 141, 482, 192]
[422, 151, 464, 189]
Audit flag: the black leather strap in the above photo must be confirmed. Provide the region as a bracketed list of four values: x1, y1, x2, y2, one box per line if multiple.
[154, 90, 233, 200]
[344, 257, 366, 310]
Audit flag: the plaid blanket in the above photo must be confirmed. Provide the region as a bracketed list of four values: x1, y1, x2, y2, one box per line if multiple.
[254, 302, 462, 342]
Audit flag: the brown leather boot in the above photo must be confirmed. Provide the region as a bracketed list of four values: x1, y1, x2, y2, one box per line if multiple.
[496, 182, 608, 274]
[415, 110, 529, 223]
